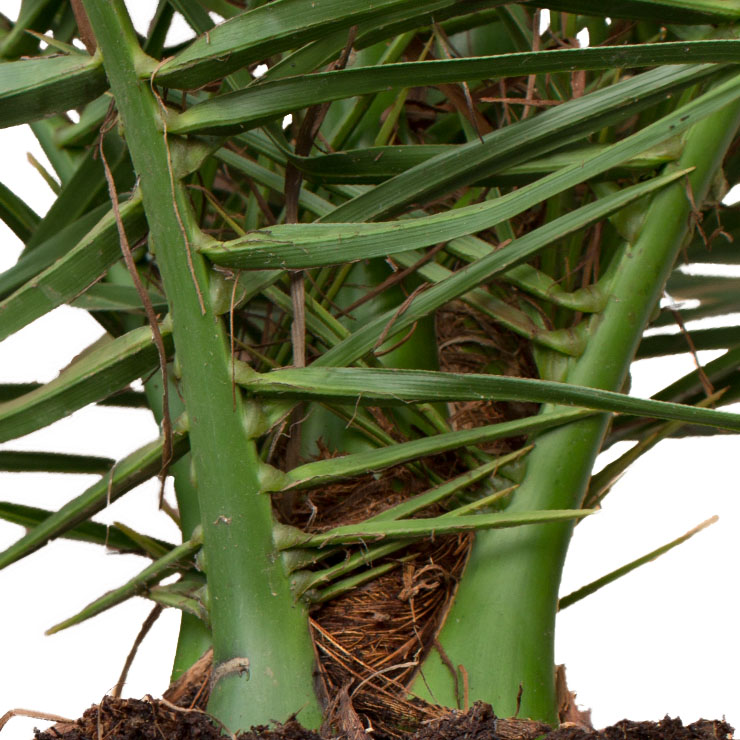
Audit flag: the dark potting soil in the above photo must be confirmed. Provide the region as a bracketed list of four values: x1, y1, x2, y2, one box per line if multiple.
[31, 697, 733, 740]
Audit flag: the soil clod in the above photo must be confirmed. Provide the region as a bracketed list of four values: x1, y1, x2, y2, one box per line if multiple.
[32, 697, 733, 740]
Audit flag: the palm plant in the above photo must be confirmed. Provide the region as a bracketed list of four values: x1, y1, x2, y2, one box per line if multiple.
[2, 0, 740, 735]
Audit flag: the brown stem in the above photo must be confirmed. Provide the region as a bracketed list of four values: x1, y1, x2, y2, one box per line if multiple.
[70, 0, 97, 54]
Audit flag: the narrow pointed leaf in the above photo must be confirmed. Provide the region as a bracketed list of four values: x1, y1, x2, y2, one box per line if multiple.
[309, 489, 520, 603]
[70, 283, 168, 313]
[291, 453, 527, 590]
[0, 501, 174, 556]
[650, 299, 740, 328]
[651, 347, 740, 407]
[214, 148, 335, 218]
[1, 0, 61, 59]
[637, 327, 740, 358]
[0, 181, 40, 242]
[530, 0, 740, 23]
[26, 132, 134, 250]
[372, 449, 529, 522]
[30, 117, 83, 185]
[282, 410, 589, 489]
[586, 392, 725, 508]
[111, 521, 171, 559]
[168, 0, 213, 36]
[155, 0, 466, 89]
[0, 53, 107, 128]
[203, 169, 689, 270]
[322, 65, 736, 223]
[0, 450, 113, 474]
[607, 348, 740, 445]
[559, 517, 719, 610]
[0, 428, 189, 570]
[311, 560, 407, 603]
[46, 528, 204, 634]
[385, 248, 592, 355]
[287, 143, 677, 187]
[146, 572, 209, 624]
[55, 94, 112, 148]
[666, 271, 740, 302]
[0, 323, 172, 443]
[169, 52, 729, 136]
[0, 204, 109, 300]
[281, 509, 594, 549]
[0, 196, 146, 342]
[240, 367, 740, 433]
[312, 168, 706, 367]
[0, 384, 148, 408]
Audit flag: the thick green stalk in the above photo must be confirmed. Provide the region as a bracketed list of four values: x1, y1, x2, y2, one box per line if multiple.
[81, 2, 322, 731]
[412, 93, 740, 722]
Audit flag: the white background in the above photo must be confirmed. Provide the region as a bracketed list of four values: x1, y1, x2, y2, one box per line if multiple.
[0, 3, 738, 738]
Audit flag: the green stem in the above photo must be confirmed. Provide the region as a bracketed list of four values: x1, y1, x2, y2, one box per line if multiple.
[82, 1, 322, 731]
[411, 90, 740, 723]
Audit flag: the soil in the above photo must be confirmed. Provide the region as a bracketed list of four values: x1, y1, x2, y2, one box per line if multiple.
[29, 697, 733, 740]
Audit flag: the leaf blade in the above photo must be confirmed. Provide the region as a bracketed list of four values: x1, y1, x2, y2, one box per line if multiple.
[0, 323, 172, 443]
[0, 53, 107, 128]
[241, 367, 740, 433]
[203, 169, 689, 270]
[0, 427, 189, 570]
[169, 48, 730, 136]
